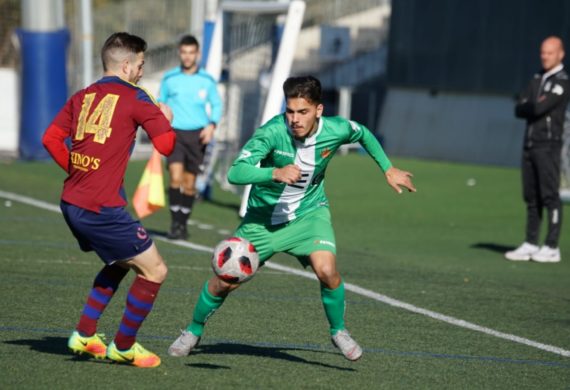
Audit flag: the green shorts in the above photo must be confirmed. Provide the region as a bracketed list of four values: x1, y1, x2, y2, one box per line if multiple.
[234, 207, 336, 265]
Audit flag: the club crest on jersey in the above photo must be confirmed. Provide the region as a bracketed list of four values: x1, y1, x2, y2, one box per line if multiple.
[320, 148, 332, 159]
[136, 227, 148, 240]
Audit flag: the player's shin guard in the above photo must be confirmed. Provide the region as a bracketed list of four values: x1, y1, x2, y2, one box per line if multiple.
[77, 264, 129, 337]
[321, 280, 346, 335]
[187, 281, 225, 337]
[114, 276, 162, 350]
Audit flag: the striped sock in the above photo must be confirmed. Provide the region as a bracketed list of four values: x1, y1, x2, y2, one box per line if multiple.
[76, 265, 129, 337]
[114, 276, 162, 350]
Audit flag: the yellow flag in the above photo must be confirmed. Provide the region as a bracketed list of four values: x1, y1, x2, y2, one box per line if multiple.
[133, 148, 165, 219]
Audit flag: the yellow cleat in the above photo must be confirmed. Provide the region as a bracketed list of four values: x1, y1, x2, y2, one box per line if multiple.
[68, 331, 107, 359]
[106, 341, 161, 368]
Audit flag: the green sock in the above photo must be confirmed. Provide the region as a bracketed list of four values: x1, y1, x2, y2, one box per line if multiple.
[321, 280, 346, 335]
[187, 281, 225, 336]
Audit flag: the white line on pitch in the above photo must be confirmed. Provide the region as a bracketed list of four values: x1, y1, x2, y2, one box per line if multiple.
[1, 189, 569, 358]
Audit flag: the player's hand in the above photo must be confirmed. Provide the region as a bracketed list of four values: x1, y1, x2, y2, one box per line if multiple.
[272, 164, 302, 185]
[200, 124, 215, 145]
[385, 167, 416, 194]
[158, 103, 173, 123]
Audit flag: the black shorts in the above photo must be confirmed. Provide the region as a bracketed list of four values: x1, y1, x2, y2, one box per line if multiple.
[167, 129, 206, 174]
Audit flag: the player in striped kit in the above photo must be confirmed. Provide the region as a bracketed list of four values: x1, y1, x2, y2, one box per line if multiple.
[168, 76, 415, 361]
[42, 32, 176, 368]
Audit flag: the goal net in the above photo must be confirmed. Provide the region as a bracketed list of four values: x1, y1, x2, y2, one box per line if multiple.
[197, 0, 305, 215]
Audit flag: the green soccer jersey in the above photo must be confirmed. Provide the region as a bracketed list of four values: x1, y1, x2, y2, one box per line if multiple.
[227, 114, 392, 225]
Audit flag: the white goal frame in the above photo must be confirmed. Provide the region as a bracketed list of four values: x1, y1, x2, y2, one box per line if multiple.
[205, 0, 306, 217]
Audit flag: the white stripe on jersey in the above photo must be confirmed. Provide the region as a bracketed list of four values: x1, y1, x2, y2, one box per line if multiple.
[270, 119, 323, 225]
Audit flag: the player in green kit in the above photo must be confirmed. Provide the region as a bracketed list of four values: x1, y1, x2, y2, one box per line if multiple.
[168, 76, 416, 361]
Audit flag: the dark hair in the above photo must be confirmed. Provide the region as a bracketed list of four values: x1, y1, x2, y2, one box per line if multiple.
[179, 34, 200, 49]
[101, 32, 147, 71]
[283, 76, 322, 104]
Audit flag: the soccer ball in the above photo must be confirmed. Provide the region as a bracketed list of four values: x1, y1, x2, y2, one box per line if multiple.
[211, 237, 259, 284]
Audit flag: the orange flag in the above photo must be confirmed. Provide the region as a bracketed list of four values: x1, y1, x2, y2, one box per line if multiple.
[133, 148, 165, 219]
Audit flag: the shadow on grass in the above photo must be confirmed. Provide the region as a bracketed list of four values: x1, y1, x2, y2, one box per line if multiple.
[187, 362, 231, 370]
[191, 343, 356, 372]
[470, 242, 515, 254]
[4, 336, 107, 364]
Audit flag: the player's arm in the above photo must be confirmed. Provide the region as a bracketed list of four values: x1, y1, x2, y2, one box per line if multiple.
[200, 81, 223, 145]
[227, 128, 280, 185]
[134, 90, 176, 156]
[515, 82, 534, 119]
[42, 100, 73, 172]
[208, 80, 223, 126]
[157, 75, 169, 104]
[348, 121, 416, 194]
[517, 80, 568, 118]
[42, 124, 70, 172]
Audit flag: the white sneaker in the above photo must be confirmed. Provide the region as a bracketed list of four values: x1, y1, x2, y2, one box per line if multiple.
[505, 242, 539, 261]
[531, 246, 561, 263]
[167, 330, 200, 357]
[331, 330, 362, 361]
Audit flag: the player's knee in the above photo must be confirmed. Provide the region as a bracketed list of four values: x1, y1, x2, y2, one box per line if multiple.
[147, 261, 168, 283]
[169, 179, 183, 189]
[315, 265, 339, 286]
[209, 275, 238, 297]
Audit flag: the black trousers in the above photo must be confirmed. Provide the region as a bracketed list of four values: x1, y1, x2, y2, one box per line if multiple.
[522, 146, 562, 247]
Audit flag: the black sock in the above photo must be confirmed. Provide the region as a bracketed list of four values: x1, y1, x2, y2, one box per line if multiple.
[180, 194, 196, 226]
[169, 187, 183, 225]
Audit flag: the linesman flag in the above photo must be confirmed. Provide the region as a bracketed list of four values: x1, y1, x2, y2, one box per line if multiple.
[133, 148, 165, 219]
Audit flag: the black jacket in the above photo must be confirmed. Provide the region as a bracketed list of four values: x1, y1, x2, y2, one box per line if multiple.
[515, 66, 570, 148]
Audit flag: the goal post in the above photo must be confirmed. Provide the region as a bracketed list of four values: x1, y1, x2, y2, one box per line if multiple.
[199, 0, 306, 216]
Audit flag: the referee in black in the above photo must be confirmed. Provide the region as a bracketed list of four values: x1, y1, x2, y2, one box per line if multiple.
[506, 36, 570, 263]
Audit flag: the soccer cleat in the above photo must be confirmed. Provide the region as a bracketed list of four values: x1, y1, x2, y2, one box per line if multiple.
[531, 246, 561, 263]
[106, 341, 161, 368]
[68, 331, 107, 359]
[331, 330, 363, 361]
[167, 330, 201, 357]
[504, 242, 539, 261]
[167, 222, 189, 240]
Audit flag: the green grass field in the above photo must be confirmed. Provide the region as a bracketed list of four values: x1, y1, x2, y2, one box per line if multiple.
[1, 155, 569, 389]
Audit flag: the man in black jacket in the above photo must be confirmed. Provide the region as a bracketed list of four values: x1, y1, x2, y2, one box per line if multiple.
[506, 36, 569, 263]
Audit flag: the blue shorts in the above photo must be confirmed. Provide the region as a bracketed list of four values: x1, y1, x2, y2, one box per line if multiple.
[60, 201, 153, 264]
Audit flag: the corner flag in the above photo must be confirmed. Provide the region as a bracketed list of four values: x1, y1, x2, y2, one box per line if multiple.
[133, 148, 165, 219]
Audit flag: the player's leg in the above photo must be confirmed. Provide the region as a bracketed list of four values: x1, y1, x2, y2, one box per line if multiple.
[532, 147, 562, 262]
[169, 220, 272, 357]
[168, 161, 185, 239]
[179, 170, 197, 237]
[107, 243, 168, 368]
[284, 207, 362, 361]
[61, 201, 129, 359]
[523, 150, 543, 245]
[309, 251, 343, 330]
[168, 275, 239, 357]
[68, 264, 129, 359]
[308, 251, 362, 361]
[176, 130, 208, 236]
[506, 150, 541, 260]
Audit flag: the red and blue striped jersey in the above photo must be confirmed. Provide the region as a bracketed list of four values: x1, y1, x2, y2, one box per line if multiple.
[51, 76, 172, 212]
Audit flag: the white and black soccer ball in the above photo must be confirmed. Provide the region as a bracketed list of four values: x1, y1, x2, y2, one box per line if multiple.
[211, 237, 259, 284]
